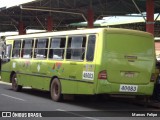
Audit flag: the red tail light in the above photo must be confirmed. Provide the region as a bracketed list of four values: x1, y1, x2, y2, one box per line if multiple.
[98, 70, 107, 80]
[150, 73, 156, 82]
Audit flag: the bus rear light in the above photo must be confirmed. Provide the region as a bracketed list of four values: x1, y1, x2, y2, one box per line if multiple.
[150, 73, 156, 82]
[98, 70, 107, 80]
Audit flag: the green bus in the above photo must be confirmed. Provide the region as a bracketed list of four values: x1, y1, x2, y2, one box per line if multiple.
[0, 28, 156, 101]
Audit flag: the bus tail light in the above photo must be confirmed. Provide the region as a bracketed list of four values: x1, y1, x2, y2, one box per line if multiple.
[150, 73, 156, 82]
[98, 70, 107, 80]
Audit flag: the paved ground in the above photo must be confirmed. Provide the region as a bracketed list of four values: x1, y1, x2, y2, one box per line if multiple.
[0, 81, 159, 120]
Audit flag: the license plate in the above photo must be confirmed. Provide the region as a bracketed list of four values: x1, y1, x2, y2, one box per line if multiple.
[119, 84, 138, 92]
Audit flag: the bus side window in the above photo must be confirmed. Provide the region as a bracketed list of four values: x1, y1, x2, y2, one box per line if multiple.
[49, 37, 66, 60]
[22, 39, 33, 58]
[66, 36, 86, 60]
[12, 40, 21, 58]
[86, 35, 96, 61]
[34, 38, 48, 59]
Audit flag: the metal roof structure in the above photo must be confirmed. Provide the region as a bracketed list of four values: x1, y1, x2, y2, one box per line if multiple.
[0, 0, 160, 35]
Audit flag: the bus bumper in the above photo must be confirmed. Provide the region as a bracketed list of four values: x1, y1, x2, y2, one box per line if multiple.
[96, 81, 154, 96]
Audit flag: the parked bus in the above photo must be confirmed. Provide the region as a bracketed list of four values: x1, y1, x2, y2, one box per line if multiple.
[0, 28, 156, 101]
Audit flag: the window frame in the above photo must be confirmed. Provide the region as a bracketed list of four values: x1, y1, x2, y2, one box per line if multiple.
[66, 35, 86, 61]
[86, 34, 96, 62]
[12, 39, 21, 59]
[49, 36, 66, 60]
[34, 38, 49, 59]
[21, 38, 34, 59]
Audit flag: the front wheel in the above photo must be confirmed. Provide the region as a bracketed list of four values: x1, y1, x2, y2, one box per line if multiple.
[11, 73, 22, 92]
[50, 78, 62, 102]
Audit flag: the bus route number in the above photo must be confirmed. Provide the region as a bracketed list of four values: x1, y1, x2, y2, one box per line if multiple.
[83, 71, 94, 80]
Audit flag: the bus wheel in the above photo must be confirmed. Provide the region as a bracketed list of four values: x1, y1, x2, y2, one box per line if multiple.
[11, 73, 22, 92]
[50, 78, 62, 102]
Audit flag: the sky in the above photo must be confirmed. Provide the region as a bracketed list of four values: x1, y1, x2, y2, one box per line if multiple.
[0, 0, 36, 9]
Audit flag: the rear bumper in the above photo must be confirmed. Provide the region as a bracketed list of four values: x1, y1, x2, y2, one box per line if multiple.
[96, 81, 154, 96]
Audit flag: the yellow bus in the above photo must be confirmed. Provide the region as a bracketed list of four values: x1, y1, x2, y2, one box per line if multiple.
[1, 28, 156, 101]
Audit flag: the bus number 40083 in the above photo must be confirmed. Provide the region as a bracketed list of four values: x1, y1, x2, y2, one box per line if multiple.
[83, 71, 94, 80]
[119, 84, 138, 92]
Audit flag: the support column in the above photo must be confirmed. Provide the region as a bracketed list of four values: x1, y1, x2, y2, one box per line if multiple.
[146, 0, 154, 35]
[47, 16, 53, 32]
[18, 21, 26, 35]
[87, 7, 94, 28]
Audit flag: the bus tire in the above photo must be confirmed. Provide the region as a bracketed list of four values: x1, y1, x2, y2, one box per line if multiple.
[50, 78, 62, 102]
[11, 73, 22, 92]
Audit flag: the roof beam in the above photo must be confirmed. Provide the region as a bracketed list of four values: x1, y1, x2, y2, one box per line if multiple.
[132, 0, 146, 21]
[0, 11, 18, 25]
[20, 5, 87, 22]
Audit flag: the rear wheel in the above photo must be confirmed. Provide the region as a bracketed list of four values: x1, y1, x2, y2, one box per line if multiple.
[11, 73, 22, 92]
[50, 78, 62, 102]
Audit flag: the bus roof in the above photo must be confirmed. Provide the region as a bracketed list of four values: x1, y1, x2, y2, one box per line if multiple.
[5, 28, 152, 40]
